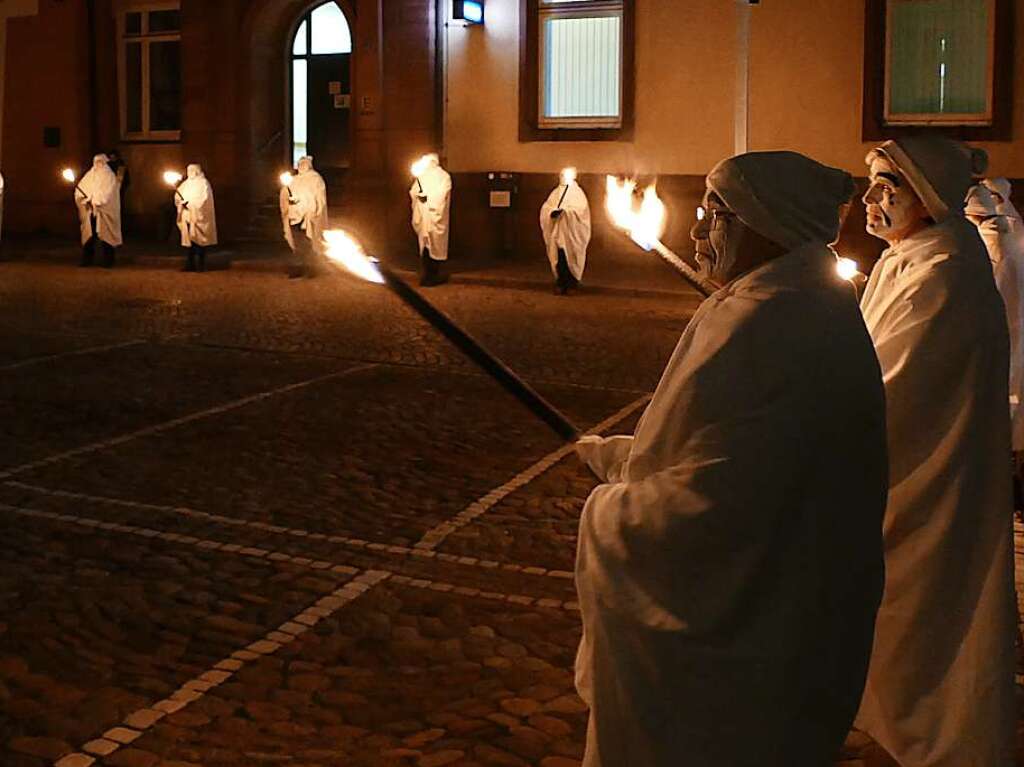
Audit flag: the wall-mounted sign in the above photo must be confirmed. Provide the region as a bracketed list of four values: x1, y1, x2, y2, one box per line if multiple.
[329, 81, 342, 95]
[334, 94, 351, 109]
[489, 190, 511, 208]
[453, 0, 484, 24]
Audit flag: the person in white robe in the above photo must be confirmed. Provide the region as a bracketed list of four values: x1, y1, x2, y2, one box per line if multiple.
[281, 155, 328, 278]
[856, 136, 1016, 767]
[969, 179, 1024, 455]
[540, 167, 590, 294]
[76, 154, 122, 268]
[574, 151, 888, 767]
[410, 153, 451, 286]
[175, 163, 218, 273]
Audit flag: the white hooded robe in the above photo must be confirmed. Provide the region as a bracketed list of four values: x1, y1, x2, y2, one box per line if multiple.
[282, 157, 328, 255]
[576, 243, 888, 766]
[176, 164, 218, 248]
[76, 155, 122, 247]
[410, 161, 451, 261]
[856, 216, 1017, 767]
[540, 181, 590, 280]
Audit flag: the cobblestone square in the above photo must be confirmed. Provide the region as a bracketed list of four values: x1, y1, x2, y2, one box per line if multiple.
[0, 262, 1020, 766]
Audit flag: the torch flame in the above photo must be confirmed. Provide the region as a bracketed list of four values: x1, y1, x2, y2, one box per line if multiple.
[279, 172, 294, 187]
[411, 155, 433, 179]
[836, 257, 861, 281]
[605, 176, 666, 251]
[163, 170, 183, 187]
[560, 167, 577, 185]
[324, 230, 385, 285]
[61, 168, 76, 184]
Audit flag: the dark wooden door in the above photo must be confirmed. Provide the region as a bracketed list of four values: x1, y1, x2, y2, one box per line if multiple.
[308, 54, 351, 170]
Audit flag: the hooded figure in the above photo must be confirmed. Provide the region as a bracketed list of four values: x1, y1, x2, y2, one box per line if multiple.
[76, 154, 122, 267]
[966, 180, 1024, 451]
[176, 164, 218, 272]
[281, 155, 328, 277]
[574, 151, 887, 767]
[540, 168, 590, 294]
[410, 154, 451, 286]
[857, 137, 1016, 767]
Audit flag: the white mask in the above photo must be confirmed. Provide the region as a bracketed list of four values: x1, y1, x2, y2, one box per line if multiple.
[863, 156, 926, 244]
[692, 192, 741, 284]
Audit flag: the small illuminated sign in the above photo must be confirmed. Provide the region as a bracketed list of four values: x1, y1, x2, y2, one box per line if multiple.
[453, 0, 484, 24]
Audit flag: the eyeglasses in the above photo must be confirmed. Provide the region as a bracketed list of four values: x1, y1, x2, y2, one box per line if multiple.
[696, 206, 735, 229]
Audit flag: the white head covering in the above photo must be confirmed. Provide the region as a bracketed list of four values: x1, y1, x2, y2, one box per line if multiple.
[965, 184, 998, 218]
[92, 154, 109, 168]
[982, 178, 1021, 221]
[186, 163, 203, 179]
[298, 156, 314, 174]
[705, 151, 854, 250]
[866, 136, 987, 223]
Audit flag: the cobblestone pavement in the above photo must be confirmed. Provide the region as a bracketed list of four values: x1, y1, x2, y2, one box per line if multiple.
[0, 262, 1020, 766]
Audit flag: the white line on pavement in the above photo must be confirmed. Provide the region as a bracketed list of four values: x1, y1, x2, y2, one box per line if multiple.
[0, 502, 581, 612]
[53, 568, 390, 767]
[0, 363, 378, 480]
[413, 393, 653, 551]
[2, 481, 579, 581]
[0, 339, 145, 372]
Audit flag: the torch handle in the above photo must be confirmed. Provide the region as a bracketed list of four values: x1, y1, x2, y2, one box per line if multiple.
[652, 241, 716, 297]
[377, 264, 581, 442]
[556, 183, 570, 210]
[416, 178, 424, 194]
[174, 189, 185, 203]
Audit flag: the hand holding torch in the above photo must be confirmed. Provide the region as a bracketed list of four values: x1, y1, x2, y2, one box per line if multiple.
[411, 156, 429, 202]
[552, 167, 576, 219]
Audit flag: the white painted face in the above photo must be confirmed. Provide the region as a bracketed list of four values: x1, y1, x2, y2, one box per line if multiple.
[690, 190, 741, 283]
[863, 156, 927, 243]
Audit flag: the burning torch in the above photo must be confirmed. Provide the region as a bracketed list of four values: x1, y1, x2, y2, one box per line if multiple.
[605, 177, 717, 297]
[61, 167, 87, 202]
[550, 167, 576, 222]
[323, 230, 580, 442]
[163, 170, 185, 204]
[411, 155, 430, 202]
[280, 171, 297, 204]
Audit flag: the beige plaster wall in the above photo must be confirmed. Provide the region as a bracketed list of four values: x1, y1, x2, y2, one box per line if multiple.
[445, 0, 737, 175]
[445, 0, 1024, 178]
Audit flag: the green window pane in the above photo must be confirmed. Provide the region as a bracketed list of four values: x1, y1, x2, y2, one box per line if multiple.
[888, 0, 989, 115]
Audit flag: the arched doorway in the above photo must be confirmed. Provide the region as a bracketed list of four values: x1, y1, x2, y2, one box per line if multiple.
[289, 2, 353, 170]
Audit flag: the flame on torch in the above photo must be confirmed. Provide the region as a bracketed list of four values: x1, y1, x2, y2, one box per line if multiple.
[836, 257, 861, 281]
[411, 155, 432, 179]
[163, 170, 183, 187]
[605, 176, 666, 251]
[279, 171, 294, 188]
[324, 230, 385, 285]
[61, 168, 77, 184]
[560, 167, 577, 186]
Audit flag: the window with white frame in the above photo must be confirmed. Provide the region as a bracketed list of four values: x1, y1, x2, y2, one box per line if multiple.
[538, 0, 623, 129]
[119, 2, 182, 140]
[884, 0, 995, 126]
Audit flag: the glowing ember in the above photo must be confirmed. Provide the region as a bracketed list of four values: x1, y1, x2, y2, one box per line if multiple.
[163, 170, 183, 187]
[836, 257, 861, 281]
[560, 166, 578, 185]
[605, 176, 666, 251]
[324, 230, 385, 285]
[279, 172, 294, 187]
[411, 155, 432, 179]
[61, 168, 76, 184]
[696, 205, 706, 221]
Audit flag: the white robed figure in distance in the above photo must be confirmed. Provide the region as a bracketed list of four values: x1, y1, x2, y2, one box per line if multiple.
[410, 153, 451, 286]
[76, 154, 122, 268]
[966, 178, 1024, 453]
[176, 163, 218, 272]
[574, 151, 888, 767]
[540, 167, 590, 294]
[281, 155, 329, 278]
[857, 136, 1016, 767]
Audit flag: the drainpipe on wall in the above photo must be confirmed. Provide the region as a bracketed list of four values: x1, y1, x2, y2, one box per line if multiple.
[734, 0, 751, 156]
[87, 0, 98, 152]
